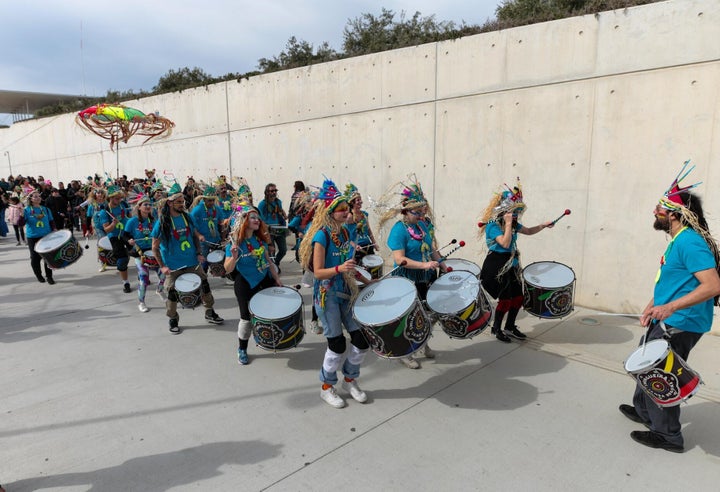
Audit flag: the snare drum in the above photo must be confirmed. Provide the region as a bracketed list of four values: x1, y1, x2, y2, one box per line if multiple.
[174, 273, 202, 309]
[361, 254, 384, 279]
[522, 261, 575, 318]
[426, 270, 493, 339]
[352, 277, 431, 358]
[206, 250, 226, 277]
[97, 236, 117, 267]
[443, 258, 481, 278]
[269, 225, 288, 237]
[249, 286, 305, 351]
[141, 250, 159, 268]
[624, 339, 702, 407]
[355, 267, 372, 287]
[34, 230, 83, 269]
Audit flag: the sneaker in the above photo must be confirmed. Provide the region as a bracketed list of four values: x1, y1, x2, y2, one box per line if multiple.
[138, 302, 149, 313]
[420, 344, 436, 359]
[504, 326, 527, 340]
[342, 379, 368, 403]
[237, 348, 249, 365]
[320, 385, 346, 408]
[46, 277, 55, 285]
[123, 283, 131, 293]
[400, 356, 420, 369]
[630, 431, 684, 453]
[619, 404, 651, 428]
[496, 331, 512, 343]
[16, 241, 21, 246]
[99, 264, 107, 272]
[168, 318, 182, 335]
[310, 320, 323, 334]
[205, 309, 224, 325]
[37, 276, 46, 284]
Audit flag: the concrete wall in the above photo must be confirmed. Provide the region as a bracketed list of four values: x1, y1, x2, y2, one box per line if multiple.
[2, 0, 720, 317]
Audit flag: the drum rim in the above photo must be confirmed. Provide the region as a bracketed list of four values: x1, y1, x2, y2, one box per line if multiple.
[97, 236, 113, 248]
[522, 260, 576, 288]
[207, 250, 225, 261]
[249, 286, 303, 318]
[361, 254, 383, 267]
[175, 273, 202, 290]
[624, 339, 670, 372]
[35, 229, 73, 251]
[426, 271, 480, 314]
[352, 277, 418, 325]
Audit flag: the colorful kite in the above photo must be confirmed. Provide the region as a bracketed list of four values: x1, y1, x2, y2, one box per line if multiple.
[76, 103, 175, 149]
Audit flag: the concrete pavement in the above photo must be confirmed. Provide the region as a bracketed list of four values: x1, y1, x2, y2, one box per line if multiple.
[2, 232, 720, 491]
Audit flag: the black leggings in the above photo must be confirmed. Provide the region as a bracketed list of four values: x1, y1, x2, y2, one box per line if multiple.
[13, 224, 26, 242]
[27, 236, 52, 280]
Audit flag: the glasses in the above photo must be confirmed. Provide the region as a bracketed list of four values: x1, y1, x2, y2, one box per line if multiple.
[141, 203, 152, 207]
[268, 189, 278, 193]
[408, 209, 425, 216]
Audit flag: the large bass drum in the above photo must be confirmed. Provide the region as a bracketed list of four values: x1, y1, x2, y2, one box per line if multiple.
[249, 286, 305, 351]
[426, 270, 493, 339]
[522, 261, 575, 319]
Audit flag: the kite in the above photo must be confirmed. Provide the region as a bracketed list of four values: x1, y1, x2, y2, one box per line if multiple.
[76, 103, 175, 150]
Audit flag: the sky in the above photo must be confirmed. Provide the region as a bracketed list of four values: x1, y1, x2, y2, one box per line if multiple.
[0, 0, 499, 126]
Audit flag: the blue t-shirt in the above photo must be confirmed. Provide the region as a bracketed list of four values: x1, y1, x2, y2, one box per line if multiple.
[258, 199, 285, 226]
[387, 220, 433, 264]
[99, 205, 129, 239]
[654, 227, 716, 333]
[24, 206, 54, 238]
[190, 202, 222, 241]
[125, 216, 155, 251]
[217, 196, 234, 220]
[151, 214, 198, 270]
[485, 220, 524, 267]
[347, 211, 372, 246]
[312, 225, 355, 302]
[225, 236, 272, 289]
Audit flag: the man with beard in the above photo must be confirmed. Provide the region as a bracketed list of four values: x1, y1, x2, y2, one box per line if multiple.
[619, 161, 720, 453]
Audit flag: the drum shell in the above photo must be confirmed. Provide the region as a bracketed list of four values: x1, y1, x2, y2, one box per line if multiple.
[97, 237, 118, 267]
[141, 250, 159, 268]
[361, 254, 384, 279]
[426, 271, 493, 339]
[522, 261, 575, 319]
[35, 231, 83, 269]
[624, 339, 702, 407]
[249, 287, 305, 351]
[175, 273, 202, 309]
[352, 277, 431, 358]
[206, 250, 226, 277]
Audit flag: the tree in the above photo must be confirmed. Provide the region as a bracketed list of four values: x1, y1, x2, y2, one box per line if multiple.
[257, 36, 338, 73]
[153, 67, 215, 93]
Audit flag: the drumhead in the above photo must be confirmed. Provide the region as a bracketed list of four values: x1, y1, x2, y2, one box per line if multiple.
[175, 273, 202, 292]
[35, 230, 72, 253]
[443, 258, 481, 277]
[98, 236, 112, 250]
[426, 270, 480, 314]
[355, 267, 371, 285]
[353, 277, 417, 325]
[361, 254, 383, 268]
[523, 261, 575, 288]
[207, 250, 225, 262]
[249, 287, 302, 319]
[144, 250, 156, 259]
[624, 339, 669, 372]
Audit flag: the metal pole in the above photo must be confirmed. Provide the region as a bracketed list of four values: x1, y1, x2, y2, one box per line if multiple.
[116, 140, 119, 179]
[3, 150, 11, 175]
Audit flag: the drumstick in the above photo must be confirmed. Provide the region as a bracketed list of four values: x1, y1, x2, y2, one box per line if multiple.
[550, 209, 571, 226]
[378, 260, 408, 281]
[436, 238, 457, 253]
[356, 243, 378, 251]
[438, 241, 465, 263]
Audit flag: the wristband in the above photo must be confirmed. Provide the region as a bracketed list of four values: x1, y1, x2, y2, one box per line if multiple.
[335, 265, 339, 274]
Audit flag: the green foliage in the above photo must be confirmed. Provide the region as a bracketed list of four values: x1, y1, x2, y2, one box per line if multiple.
[153, 67, 215, 94]
[258, 36, 338, 73]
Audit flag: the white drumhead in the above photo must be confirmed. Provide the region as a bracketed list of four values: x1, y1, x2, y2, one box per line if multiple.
[443, 258, 481, 277]
[523, 261, 575, 288]
[361, 254, 383, 268]
[175, 273, 202, 292]
[355, 267, 371, 285]
[207, 250, 225, 262]
[250, 287, 302, 319]
[35, 230, 72, 253]
[426, 270, 480, 314]
[144, 250, 156, 259]
[624, 339, 669, 372]
[98, 236, 112, 250]
[353, 277, 417, 325]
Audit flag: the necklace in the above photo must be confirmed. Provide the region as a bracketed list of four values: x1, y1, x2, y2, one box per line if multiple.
[406, 223, 424, 241]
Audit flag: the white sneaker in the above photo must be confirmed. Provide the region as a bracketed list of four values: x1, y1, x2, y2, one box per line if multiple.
[342, 379, 368, 403]
[320, 386, 346, 408]
[310, 320, 323, 334]
[138, 302, 150, 313]
[400, 356, 420, 369]
[99, 263, 107, 272]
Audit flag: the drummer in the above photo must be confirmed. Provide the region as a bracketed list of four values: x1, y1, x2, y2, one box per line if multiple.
[259, 183, 288, 274]
[88, 187, 109, 272]
[125, 195, 166, 313]
[344, 183, 377, 263]
[478, 179, 553, 343]
[99, 184, 132, 293]
[189, 183, 222, 271]
[299, 177, 370, 409]
[151, 182, 224, 334]
[378, 176, 445, 369]
[224, 198, 281, 365]
[23, 189, 57, 284]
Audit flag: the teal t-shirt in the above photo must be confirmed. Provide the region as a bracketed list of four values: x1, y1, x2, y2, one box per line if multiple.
[125, 216, 154, 251]
[225, 236, 271, 289]
[190, 202, 222, 241]
[24, 206, 54, 238]
[387, 220, 433, 264]
[151, 214, 198, 270]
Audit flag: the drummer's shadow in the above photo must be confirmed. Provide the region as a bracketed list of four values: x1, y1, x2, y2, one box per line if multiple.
[680, 401, 720, 457]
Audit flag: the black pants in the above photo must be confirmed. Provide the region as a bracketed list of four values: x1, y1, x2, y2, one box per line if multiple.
[13, 224, 26, 242]
[27, 236, 52, 280]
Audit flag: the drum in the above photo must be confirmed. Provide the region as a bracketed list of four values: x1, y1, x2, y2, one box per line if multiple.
[443, 258, 481, 278]
[361, 254, 384, 279]
[141, 250, 159, 268]
[522, 261, 575, 318]
[249, 286, 305, 351]
[354, 267, 372, 287]
[352, 277, 431, 359]
[97, 236, 117, 267]
[269, 224, 288, 237]
[175, 273, 202, 309]
[426, 270, 493, 339]
[206, 250, 226, 277]
[624, 339, 702, 407]
[34, 230, 83, 269]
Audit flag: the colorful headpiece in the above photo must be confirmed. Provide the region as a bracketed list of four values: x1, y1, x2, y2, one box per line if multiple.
[659, 160, 702, 211]
[167, 182, 183, 200]
[400, 183, 427, 211]
[234, 177, 252, 199]
[493, 178, 525, 216]
[107, 184, 124, 197]
[151, 181, 165, 193]
[344, 183, 361, 203]
[318, 177, 346, 212]
[201, 183, 217, 198]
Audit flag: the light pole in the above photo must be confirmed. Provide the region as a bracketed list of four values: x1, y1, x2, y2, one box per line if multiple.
[3, 150, 11, 176]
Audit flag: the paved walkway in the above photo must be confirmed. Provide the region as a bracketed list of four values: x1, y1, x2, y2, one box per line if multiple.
[2, 232, 720, 491]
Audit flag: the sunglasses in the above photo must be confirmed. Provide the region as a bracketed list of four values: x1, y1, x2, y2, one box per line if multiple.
[334, 205, 350, 212]
[408, 209, 425, 216]
[268, 189, 278, 193]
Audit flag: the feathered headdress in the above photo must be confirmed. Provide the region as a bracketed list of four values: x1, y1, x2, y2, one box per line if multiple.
[377, 174, 433, 231]
[659, 159, 701, 212]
